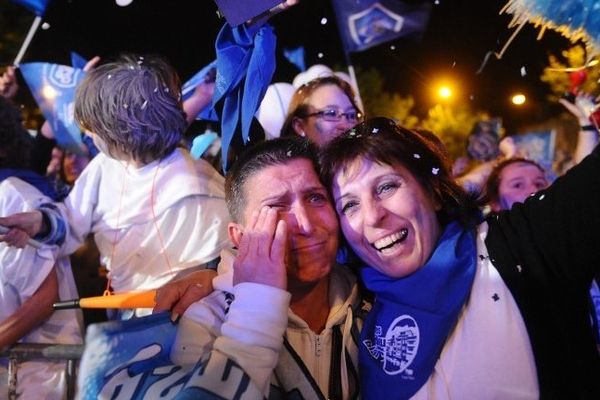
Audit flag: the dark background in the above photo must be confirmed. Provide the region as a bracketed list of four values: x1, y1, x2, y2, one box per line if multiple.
[3, 0, 575, 133]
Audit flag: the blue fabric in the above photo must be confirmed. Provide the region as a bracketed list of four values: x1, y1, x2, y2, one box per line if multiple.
[190, 131, 218, 159]
[11, 0, 49, 16]
[214, 22, 276, 171]
[77, 312, 184, 399]
[331, 0, 432, 53]
[70, 51, 87, 69]
[19, 63, 86, 154]
[0, 168, 58, 200]
[359, 221, 476, 399]
[283, 46, 306, 71]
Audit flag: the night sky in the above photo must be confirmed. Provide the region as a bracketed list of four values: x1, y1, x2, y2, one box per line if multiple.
[4, 0, 575, 133]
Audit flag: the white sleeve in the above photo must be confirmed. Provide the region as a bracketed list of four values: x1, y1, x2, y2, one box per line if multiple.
[0, 179, 57, 317]
[171, 283, 291, 398]
[57, 160, 102, 256]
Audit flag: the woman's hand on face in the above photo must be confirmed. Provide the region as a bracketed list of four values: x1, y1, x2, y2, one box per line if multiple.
[233, 206, 288, 290]
[153, 269, 217, 322]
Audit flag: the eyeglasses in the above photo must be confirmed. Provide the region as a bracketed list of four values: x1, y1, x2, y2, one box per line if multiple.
[304, 108, 363, 124]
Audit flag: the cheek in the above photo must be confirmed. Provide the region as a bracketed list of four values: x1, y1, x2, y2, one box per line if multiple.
[340, 218, 363, 249]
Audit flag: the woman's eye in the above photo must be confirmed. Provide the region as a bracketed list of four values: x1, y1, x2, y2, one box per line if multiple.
[341, 201, 358, 215]
[376, 182, 398, 195]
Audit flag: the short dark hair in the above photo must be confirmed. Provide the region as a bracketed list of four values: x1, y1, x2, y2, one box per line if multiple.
[481, 157, 546, 206]
[225, 137, 320, 223]
[280, 76, 362, 137]
[320, 117, 480, 229]
[0, 96, 32, 169]
[74, 54, 186, 164]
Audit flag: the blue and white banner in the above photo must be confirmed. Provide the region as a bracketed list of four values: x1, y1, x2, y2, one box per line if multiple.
[78, 313, 186, 399]
[77, 313, 261, 399]
[19, 62, 85, 153]
[331, 0, 432, 53]
[11, 0, 50, 16]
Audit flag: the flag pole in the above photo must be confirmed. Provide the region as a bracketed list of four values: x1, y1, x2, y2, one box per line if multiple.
[343, 50, 364, 112]
[13, 16, 42, 66]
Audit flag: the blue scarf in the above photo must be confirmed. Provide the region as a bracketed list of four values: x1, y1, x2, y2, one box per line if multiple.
[214, 22, 276, 171]
[359, 221, 476, 399]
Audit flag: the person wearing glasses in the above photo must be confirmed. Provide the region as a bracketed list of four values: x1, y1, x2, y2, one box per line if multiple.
[280, 75, 363, 147]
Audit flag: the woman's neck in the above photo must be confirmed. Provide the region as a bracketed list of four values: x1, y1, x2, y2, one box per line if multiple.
[289, 277, 330, 334]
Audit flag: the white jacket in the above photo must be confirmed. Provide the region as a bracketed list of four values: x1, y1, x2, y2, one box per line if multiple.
[171, 249, 365, 399]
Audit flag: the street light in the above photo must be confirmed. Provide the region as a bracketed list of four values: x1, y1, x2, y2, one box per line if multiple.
[511, 93, 526, 106]
[438, 86, 452, 100]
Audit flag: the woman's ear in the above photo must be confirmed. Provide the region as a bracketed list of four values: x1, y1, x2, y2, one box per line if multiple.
[228, 222, 244, 248]
[292, 118, 306, 137]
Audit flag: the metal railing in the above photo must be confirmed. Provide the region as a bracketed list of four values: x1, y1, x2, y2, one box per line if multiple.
[1, 343, 83, 400]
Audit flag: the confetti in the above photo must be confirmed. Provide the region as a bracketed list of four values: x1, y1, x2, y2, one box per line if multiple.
[432, 167, 439, 175]
[539, 194, 545, 200]
[413, 153, 421, 159]
[372, 128, 379, 133]
[107, 74, 112, 80]
[141, 100, 148, 110]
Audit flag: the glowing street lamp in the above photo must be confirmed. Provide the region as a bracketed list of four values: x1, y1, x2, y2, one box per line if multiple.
[511, 93, 526, 106]
[438, 85, 452, 100]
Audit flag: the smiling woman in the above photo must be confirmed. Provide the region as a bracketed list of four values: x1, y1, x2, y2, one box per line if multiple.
[320, 117, 600, 399]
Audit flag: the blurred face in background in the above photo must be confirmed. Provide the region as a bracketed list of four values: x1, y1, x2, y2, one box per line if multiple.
[293, 84, 361, 147]
[62, 150, 90, 184]
[492, 161, 548, 211]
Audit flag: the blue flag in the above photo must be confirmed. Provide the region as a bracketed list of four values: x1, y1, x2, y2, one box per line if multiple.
[20, 62, 85, 154]
[331, 0, 432, 53]
[283, 46, 306, 72]
[78, 313, 186, 399]
[11, 0, 50, 16]
[512, 130, 557, 179]
[77, 312, 263, 399]
[70, 51, 88, 70]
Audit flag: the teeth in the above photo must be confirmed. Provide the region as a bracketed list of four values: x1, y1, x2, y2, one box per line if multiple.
[373, 229, 408, 250]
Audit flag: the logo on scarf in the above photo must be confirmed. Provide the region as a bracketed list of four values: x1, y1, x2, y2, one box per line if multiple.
[363, 314, 419, 376]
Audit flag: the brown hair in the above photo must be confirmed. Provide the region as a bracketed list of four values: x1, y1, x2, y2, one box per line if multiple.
[320, 117, 480, 229]
[280, 76, 362, 137]
[480, 157, 546, 207]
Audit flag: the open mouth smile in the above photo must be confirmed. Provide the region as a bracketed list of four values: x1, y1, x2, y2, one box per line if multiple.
[372, 229, 408, 252]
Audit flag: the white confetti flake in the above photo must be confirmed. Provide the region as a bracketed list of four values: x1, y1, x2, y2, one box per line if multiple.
[520, 66, 527, 77]
[372, 128, 379, 133]
[432, 167, 439, 175]
[413, 153, 421, 159]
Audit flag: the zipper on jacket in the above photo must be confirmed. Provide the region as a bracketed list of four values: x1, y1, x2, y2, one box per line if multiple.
[315, 335, 322, 356]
